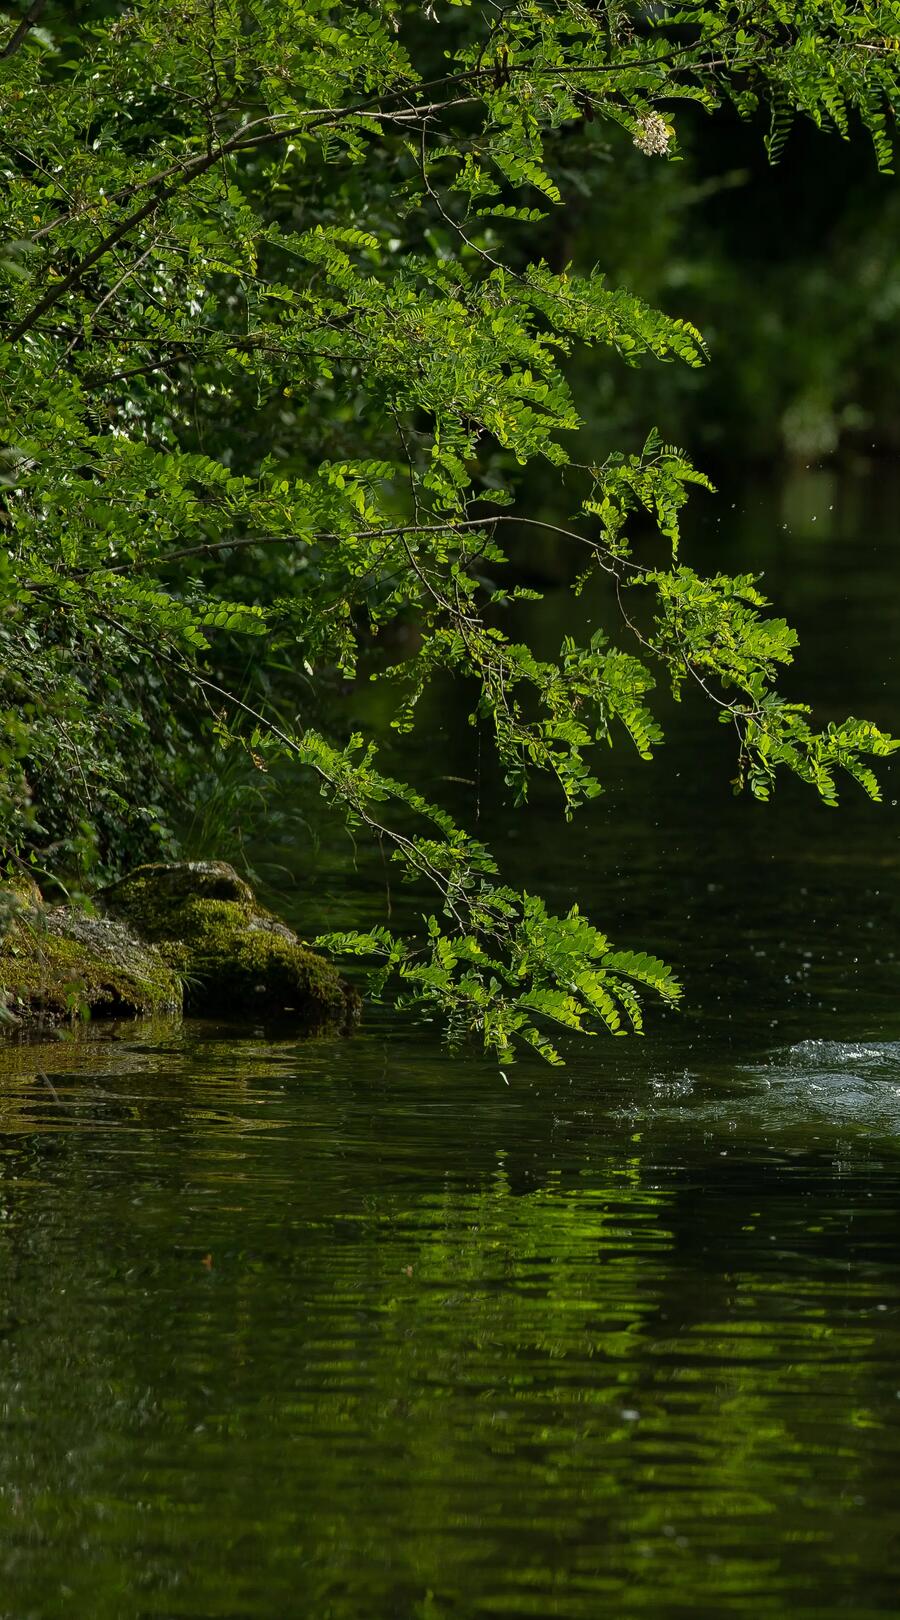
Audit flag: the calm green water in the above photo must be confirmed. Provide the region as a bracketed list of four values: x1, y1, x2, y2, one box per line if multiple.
[3, 469, 900, 1619]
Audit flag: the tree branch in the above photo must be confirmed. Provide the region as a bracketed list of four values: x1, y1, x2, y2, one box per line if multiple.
[13, 18, 739, 304]
[85, 513, 631, 577]
[0, 0, 46, 60]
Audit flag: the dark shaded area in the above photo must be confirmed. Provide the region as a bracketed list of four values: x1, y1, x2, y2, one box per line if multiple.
[561, 108, 900, 463]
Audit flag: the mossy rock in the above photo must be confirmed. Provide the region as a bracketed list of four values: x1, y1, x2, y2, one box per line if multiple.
[98, 861, 359, 1028]
[1, 861, 359, 1035]
[0, 886, 181, 1030]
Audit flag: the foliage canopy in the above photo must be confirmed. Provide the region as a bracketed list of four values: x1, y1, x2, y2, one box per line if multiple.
[2, 0, 899, 1059]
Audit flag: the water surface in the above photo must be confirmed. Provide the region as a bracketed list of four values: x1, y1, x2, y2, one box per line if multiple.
[3, 469, 900, 1618]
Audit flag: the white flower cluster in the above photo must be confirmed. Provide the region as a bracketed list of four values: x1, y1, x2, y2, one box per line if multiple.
[633, 113, 671, 157]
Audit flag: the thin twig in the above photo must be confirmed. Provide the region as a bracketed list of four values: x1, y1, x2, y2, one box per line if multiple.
[37, 1070, 76, 1112]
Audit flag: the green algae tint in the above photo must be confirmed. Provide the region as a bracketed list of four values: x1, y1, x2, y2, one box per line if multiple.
[1, 469, 900, 1619]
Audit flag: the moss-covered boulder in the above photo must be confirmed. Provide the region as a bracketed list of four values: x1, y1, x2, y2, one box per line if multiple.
[98, 861, 359, 1028]
[0, 861, 359, 1034]
[0, 882, 181, 1030]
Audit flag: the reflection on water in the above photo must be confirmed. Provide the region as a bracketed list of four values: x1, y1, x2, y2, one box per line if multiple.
[0, 1019, 898, 1619]
[2, 472, 900, 1618]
